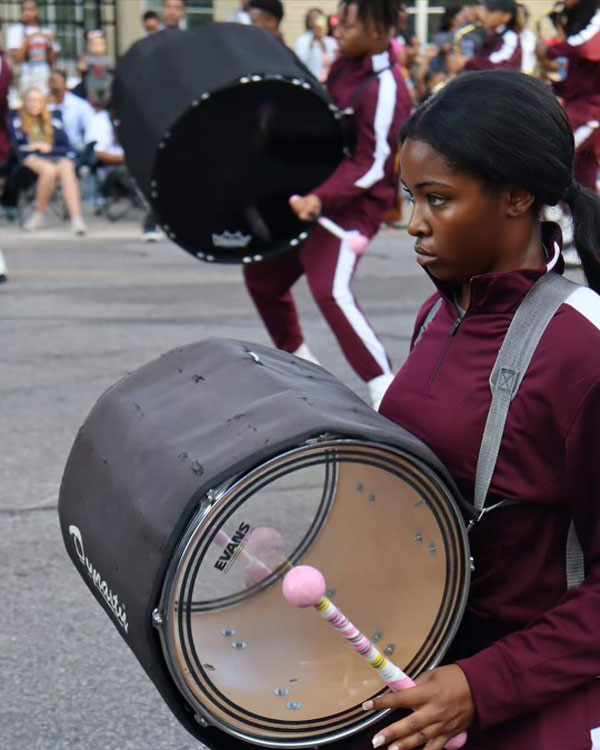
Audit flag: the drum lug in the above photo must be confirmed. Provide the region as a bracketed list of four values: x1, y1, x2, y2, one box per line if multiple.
[469, 556, 476, 573]
[151, 608, 164, 628]
[194, 713, 209, 728]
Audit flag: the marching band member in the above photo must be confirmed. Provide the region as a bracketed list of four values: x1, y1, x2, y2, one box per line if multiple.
[245, 0, 411, 409]
[365, 70, 600, 750]
[543, 0, 600, 194]
[450, 0, 522, 73]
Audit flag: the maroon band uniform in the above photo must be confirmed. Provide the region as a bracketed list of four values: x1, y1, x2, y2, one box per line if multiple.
[244, 46, 411, 383]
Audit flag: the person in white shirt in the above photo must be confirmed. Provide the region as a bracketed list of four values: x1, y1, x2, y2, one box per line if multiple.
[230, 0, 251, 24]
[516, 3, 537, 75]
[48, 70, 94, 155]
[7, 0, 60, 95]
[295, 9, 338, 82]
[85, 108, 124, 163]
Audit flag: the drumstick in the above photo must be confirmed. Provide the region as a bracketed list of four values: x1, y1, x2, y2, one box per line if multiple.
[289, 195, 370, 255]
[282, 565, 467, 750]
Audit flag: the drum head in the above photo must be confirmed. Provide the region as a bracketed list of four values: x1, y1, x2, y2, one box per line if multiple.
[153, 77, 344, 263]
[157, 440, 470, 747]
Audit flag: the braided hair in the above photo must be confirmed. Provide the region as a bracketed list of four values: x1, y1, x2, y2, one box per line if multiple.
[339, 0, 402, 32]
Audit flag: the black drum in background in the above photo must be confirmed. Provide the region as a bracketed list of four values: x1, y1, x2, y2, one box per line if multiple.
[112, 24, 345, 263]
[58, 339, 472, 749]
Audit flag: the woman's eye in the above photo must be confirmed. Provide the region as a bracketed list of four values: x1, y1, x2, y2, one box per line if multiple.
[428, 194, 446, 207]
[402, 189, 414, 204]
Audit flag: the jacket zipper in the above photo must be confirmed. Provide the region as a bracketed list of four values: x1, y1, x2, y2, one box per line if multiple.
[427, 315, 463, 387]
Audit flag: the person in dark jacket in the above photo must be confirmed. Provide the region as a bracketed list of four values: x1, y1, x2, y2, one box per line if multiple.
[9, 87, 86, 233]
[360, 71, 600, 750]
[245, 0, 412, 408]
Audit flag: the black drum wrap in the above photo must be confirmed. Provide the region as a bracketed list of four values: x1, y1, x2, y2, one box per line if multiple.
[111, 24, 345, 263]
[58, 339, 472, 749]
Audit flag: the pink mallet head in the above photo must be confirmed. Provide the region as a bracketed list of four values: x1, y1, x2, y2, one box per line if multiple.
[282, 565, 326, 608]
[347, 234, 369, 256]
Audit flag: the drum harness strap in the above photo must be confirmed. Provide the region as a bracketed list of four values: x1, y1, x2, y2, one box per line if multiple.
[417, 272, 585, 589]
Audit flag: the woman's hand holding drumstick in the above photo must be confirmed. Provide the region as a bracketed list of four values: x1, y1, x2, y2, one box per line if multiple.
[289, 194, 370, 255]
[283, 566, 472, 750]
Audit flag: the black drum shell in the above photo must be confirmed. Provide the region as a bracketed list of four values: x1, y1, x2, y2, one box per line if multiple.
[58, 339, 471, 748]
[112, 24, 345, 263]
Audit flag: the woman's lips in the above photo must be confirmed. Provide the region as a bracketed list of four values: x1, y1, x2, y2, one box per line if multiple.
[414, 245, 438, 266]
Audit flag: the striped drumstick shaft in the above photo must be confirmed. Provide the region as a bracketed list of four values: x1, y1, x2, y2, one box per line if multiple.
[314, 596, 467, 750]
[314, 595, 414, 692]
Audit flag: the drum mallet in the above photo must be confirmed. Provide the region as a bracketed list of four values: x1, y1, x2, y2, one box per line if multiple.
[282, 565, 467, 750]
[289, 196, 370, 255]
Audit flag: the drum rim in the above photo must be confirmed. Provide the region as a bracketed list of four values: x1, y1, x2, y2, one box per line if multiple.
[151, 74, 344, 264]
[154, 437, 471, 748]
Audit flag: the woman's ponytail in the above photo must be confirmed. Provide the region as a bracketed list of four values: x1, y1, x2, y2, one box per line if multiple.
[565, 183, 600, 294]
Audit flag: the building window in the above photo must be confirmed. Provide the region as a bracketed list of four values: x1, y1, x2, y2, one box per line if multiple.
[1, 0, 118, 76]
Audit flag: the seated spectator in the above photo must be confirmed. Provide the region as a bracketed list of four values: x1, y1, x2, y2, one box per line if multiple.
[86, 108, 157, 240]
[0, 29, 12, 284]
[295, 8, 338, 82]
[0, 25, 12, 169]
[85, 106, 124, 166]
[248, 0, 284, 40]
[48, 69, 94, 157]
[7, 0, 59, 95]
[142, 11, 162, 35]
[10, 87, 86, 234]
[78, 30, 113, 108]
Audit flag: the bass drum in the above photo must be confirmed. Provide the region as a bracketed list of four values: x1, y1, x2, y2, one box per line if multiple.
[58, 339, 471, 749]
[112, 24, 345, 264]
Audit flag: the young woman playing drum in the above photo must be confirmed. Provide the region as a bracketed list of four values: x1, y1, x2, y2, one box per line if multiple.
[366, 71, 600, 750]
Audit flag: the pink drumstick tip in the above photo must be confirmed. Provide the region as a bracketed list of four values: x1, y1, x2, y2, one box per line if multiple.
[282, 565, 326, 608]
[347, 234, 369, 256]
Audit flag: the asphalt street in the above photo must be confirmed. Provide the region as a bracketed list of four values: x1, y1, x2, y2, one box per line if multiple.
[0, 211, 435, 750]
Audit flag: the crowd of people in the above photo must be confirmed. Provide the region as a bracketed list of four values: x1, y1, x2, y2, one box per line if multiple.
[0, 0, 188, 253]
[0, 0, 597, 241]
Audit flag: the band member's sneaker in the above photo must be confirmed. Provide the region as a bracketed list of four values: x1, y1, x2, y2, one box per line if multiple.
[292, 343, 320, 366]
[368, 373, 395, 411]
[23, 211, 45, 232]
[71, 217, 87, 235]
[142, 230, 162, 242]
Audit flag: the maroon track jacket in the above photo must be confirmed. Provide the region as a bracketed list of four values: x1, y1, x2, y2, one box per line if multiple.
[313, 46, 411, 228]
[465, 25, 522, 71]
[546, 9, 600, 159]
[380, 225, 600, 749]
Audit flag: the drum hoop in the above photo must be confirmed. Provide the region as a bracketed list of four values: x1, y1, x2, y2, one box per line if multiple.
[152, 74, 342, 263]
[154, 437, 471, 748]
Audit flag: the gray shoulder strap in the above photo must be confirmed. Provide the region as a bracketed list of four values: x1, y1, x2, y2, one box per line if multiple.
[414, 298, 442, 346]
[473, 272, 585, 589]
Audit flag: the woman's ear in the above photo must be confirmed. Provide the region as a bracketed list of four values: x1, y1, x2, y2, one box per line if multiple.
[506, 186, 535, 218]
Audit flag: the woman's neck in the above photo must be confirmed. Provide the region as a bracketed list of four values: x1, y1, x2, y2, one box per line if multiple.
[458, 221, 545, 309]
